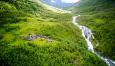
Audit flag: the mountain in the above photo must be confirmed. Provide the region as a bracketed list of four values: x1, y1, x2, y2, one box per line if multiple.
[0, 0, 108, 66]
[40, 0, 75, 9]
[71, 0, 115, 60]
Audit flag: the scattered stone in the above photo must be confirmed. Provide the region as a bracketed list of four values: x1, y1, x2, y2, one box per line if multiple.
[43, 36, 48, 38]
[20, 34, 53, 42]
[41, 38, 45, 41]
[47, 39, 53, 42]
[37, 35, 41, 38]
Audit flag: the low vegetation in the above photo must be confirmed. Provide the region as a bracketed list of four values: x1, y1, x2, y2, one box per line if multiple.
[72, 0, 115, 60]
[0, 0, 107, 66]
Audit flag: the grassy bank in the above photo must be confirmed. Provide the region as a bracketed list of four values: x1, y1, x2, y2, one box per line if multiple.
[72, 0, 115, 60]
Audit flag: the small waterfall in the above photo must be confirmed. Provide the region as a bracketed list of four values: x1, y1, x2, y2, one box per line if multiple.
[72, 16, 115, 66]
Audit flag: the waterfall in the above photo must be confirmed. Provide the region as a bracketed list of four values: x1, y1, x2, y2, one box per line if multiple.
[72, 16, 115, 66]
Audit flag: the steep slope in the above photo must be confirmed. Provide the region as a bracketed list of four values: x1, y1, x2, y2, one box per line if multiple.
[40, 0, 74, 9]
[72, 0, 115, 60]
[0, 0, 107, 66]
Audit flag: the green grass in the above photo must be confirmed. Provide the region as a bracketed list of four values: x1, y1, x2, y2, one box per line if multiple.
[0, 20, 107, 66]
[73, 0, 115, 60]
[0, 0, 107, 66]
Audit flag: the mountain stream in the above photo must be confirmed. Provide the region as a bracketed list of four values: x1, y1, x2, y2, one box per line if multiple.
[72, 16, 115, 66]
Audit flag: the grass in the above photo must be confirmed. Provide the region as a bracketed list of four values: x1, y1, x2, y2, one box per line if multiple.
[73, 0, 115, 60]
[0, 0, 107, 66]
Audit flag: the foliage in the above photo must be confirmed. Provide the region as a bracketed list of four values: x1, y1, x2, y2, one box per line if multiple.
[73, 0, 115, 60]
[0, 0, 107, 66]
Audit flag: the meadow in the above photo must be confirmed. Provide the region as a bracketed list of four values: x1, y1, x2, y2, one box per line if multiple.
[0, 0, 107, 66]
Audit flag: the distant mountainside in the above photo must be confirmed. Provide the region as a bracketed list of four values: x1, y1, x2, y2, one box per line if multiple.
[71, 0, 115, 14]
[72, 0, 115, 60]
[40, 0, 75, 9]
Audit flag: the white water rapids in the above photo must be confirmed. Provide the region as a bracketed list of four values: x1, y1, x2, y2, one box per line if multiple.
[72, 16, 115, 66]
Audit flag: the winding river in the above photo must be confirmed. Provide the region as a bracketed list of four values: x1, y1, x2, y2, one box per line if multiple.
[72, 16, 115, 66]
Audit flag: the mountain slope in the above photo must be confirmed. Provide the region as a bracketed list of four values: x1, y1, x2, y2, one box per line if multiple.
[72, 0, 115, 60]
[40, 0, 74, 9]
[0, 0, 107, 66]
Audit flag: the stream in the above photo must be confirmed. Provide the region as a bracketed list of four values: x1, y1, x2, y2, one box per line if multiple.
[72, 16, 115, 66]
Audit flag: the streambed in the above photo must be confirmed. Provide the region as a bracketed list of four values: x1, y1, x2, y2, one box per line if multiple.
[72, 16, 115, 66]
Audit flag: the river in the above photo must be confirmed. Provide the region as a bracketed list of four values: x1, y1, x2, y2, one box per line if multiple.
[72, 16, 115, 66]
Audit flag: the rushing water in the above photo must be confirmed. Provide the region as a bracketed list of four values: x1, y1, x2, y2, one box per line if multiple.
[72, 16, 115, 66]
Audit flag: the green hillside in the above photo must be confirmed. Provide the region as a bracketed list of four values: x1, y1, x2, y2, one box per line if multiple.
[72, 0, 115, 60]
[0, 0, 108, 66]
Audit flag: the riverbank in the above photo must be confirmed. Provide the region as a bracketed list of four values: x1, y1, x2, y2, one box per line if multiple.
[72, 16, 115, 66]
